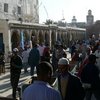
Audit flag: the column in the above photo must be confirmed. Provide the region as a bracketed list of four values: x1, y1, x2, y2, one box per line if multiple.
[8, 29, 12, 52]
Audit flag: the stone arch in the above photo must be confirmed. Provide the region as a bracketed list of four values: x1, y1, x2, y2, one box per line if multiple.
[57, 31, 61, 41]
[31, 30, 37, 46]
[67, 30, 71, 47]
[61, 31, 64, 43]
[31, 30, 36, 36]
[38, 30, 44, 44]
[63, 31, 67, 47]
[23, 30, 30, 45]
[64, 32, 68, 47]
[44, 30, 49, 45]
[51, 30, 56, 48]
[11, 30, 20, 49]
[23, 30, 30, 42]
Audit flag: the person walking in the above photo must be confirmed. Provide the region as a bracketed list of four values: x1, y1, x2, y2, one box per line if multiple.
[10, 48, 22, 99]
[22, 46, 30, 73]
[37, 43, 45, 61]
[42, 44, 50, 62]
[28, 44, 40, 76]
[57, 57, 85, 100]
[80, 54, 100, 100]
[52, 42, 66, 73]
[22, 61, 62, 100]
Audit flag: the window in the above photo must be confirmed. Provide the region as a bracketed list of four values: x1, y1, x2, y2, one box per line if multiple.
[4, 3, 8, 12]
[17, 6, 21, 14]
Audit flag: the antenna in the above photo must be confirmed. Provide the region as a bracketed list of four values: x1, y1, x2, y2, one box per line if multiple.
[62, 10, 65, 20]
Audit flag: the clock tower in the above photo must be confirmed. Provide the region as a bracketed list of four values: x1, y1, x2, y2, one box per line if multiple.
[86, 9, 94, 26]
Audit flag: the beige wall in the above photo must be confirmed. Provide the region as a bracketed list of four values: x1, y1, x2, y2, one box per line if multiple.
[0, 19, 10, 61]
[0, 0, 39, 23]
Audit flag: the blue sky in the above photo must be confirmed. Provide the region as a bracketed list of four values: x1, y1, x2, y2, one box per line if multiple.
[39, 0, 100, 23]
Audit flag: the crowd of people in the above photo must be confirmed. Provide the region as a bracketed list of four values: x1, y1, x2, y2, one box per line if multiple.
[5, 35, 100, 100]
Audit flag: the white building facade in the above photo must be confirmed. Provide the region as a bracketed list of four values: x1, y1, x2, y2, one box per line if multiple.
[0, 0, 39, 23]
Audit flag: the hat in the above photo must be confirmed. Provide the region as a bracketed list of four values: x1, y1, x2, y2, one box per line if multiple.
[58, 58, 69, 65]
[13, 48, 19, 52]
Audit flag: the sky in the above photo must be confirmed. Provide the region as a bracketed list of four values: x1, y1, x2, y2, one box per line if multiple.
[39, 0, 100, 24]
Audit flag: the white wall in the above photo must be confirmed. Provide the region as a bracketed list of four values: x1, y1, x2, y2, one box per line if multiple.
[0, 0, 39, 23]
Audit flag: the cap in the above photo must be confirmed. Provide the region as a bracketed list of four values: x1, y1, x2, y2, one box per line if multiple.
[13, 48, 19, 52]
[58, 57, 69, 65]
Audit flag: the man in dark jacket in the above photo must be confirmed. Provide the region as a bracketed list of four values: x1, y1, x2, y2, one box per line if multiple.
[80, 54, 100, 100]
[58, 57, 85, 100]
[28, 44, 40, 76]
[10, 48, 22, 99]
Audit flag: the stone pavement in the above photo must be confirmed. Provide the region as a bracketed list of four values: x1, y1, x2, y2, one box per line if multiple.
[0, 51, 71, 99]
[0, 51, 96, 100]
[0, 68, 31, 99]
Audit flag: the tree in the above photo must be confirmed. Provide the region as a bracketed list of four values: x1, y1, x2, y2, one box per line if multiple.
[45, 19, 53, 25]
